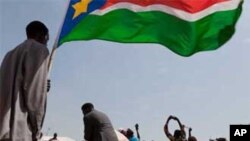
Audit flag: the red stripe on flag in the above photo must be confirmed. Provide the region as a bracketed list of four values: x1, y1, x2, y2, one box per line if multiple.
[101, 0, 230, 13]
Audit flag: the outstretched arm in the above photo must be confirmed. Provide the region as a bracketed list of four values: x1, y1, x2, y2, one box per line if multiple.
[164, 116, 173, 139]
[175, 117, 184, 131]
[189, 128, 192, 138]
[135, 123, 140, 140]
[174, 117, 186, 139]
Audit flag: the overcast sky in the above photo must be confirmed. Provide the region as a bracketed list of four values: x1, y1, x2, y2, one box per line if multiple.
[1, 0, 250, 141]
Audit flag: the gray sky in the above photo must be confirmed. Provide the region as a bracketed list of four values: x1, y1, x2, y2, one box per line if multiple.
[1, 0, 250, 141]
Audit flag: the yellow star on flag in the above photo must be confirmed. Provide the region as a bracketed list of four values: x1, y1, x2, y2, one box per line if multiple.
[72, 0, 92, 19]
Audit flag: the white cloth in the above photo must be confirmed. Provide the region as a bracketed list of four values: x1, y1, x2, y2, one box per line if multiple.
[115, 130, 129, 141]
[0, 39, 49, 141]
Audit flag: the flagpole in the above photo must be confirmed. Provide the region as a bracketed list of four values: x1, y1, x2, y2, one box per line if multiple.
[47, 0, 71, 78]
[47, 40, 58, 78]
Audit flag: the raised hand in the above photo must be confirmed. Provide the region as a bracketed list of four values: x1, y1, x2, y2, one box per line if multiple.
[135, 123, 139, 130]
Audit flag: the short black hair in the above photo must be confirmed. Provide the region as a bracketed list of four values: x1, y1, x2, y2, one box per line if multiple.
[26, 21, 48, 39]
[81, 103, 94, 111]
[126, 128, 134, 138]
[174, 130, 182, 138]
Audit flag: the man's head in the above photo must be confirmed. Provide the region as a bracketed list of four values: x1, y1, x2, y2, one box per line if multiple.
[126, 128, 134, 138]
[174, 130, 182, 139]
[174, 129, 186, 140]
[26, 21, 49, 45]
[53, 133, 57, 138]
[81, 103, 94, 115]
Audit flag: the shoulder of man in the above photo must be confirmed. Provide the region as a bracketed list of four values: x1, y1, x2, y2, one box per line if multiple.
[3, 40, 28, 57]
[0, 40, 34, 66]
[87, 109, 107, 119]
[28, 39, 49, 54]
[10, 39, 49, 57]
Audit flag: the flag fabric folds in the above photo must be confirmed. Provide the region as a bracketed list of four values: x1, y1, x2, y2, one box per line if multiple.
[58, 0, 243, 56]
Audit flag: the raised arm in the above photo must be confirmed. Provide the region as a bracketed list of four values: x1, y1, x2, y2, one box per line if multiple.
[174, 116, 186, 139]
[135, 123, 140, 140]
[189, 128, 192, 138]
[174, 117, 184, 131]
[164, 116, 174, 139]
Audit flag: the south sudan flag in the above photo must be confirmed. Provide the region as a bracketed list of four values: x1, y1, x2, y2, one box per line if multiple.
[58, 0, 243, 56]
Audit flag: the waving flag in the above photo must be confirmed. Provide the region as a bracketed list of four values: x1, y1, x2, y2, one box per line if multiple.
[57, 0, 243, 56]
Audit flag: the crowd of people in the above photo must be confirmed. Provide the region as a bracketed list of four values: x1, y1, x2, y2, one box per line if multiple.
[0, 21, 228, 141]
[81, 102, 228, 141]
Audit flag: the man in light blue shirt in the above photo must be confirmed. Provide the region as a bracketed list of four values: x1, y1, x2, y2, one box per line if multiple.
[126, 128, 139, 141]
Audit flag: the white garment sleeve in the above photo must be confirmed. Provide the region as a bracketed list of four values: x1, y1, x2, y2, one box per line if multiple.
[22, 43, 49, 140]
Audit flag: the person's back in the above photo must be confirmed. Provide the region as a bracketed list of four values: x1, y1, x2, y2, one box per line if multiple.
[82, 103, 118, 141]
[0, 21, 49, 141]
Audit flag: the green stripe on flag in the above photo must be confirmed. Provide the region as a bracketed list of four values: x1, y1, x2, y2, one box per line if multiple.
[59, 5, 242, 56]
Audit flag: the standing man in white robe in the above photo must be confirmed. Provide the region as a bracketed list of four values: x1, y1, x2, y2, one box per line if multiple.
[0, 21, 50, 141]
